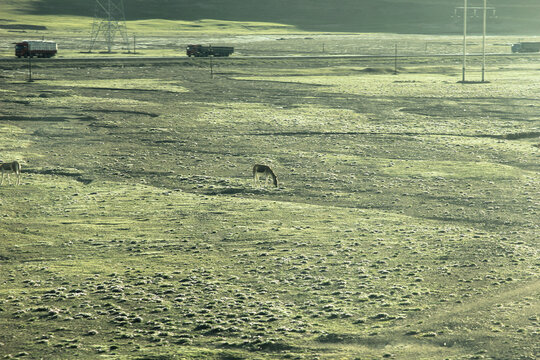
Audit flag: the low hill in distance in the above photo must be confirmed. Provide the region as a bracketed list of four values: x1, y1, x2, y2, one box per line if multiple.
[19, 0, 540, 34]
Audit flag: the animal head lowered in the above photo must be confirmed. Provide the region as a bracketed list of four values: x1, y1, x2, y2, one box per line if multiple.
[0, 161, 22, 185]
[252, 164, 278, 187]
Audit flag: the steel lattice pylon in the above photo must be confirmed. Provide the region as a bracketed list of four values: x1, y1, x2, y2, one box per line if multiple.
[89, 0, 129, 53]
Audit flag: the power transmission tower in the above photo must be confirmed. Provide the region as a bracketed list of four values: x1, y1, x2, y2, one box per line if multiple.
[89, 0, 130, 53]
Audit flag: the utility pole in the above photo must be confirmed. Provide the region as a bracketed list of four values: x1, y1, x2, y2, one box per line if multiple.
[482, 0, 487, 82]
[462, 0, 467, 83]
[394, 44, 398, 75]
[27, 51, 33, 82]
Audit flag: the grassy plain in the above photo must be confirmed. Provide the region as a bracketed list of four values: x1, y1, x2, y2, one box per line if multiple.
[0, 43, 539, 360]
[4, 0, 540, 34]
[0, 0, 532, 58]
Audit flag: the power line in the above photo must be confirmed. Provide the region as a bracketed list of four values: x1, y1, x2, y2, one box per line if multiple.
[89, 0, 130, 53]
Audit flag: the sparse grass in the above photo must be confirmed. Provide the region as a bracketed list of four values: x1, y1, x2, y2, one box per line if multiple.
[40, 78, 188, 93]
[0, 40, 539, 360]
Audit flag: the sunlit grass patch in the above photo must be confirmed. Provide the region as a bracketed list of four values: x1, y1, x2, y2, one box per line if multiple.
[235, 66, 540, 99]
[190, 102, 367, 131]
[381, 159, 525, 180]
[40, 79, 188, 93]
[32, 94, 158, 107]
[130, 18, 300, 34]
[0, 124, 30, 151]
[0, 124, 25, 135]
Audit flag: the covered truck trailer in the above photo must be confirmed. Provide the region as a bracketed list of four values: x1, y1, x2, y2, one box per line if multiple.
[186, 44, 234, 57]
[511, 42, 540, 53]
[15, 40, 57, 58]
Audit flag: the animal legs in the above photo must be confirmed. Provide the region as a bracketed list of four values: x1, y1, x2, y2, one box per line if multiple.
[253, 172, 259, 186]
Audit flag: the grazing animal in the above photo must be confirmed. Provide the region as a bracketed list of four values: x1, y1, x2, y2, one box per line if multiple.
[0, 161, 21, 185]
[253, 164, 278, 187]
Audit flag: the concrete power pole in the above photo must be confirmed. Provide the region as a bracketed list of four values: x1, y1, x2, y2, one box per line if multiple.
[89, 0, 129, 53]
[462, 0, 467, 83]
[482, 0, 487, 82]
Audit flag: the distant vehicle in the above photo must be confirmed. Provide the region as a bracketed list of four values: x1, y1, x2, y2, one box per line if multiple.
[186, 44, 234, 57]
[14, 40, 57, 58]
[511, 42, 540, 53]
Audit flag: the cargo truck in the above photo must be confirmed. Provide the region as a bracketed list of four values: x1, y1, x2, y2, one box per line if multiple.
[511, 42, 540, 53]
[186, 44, 234, 57]
[15, 40, 57, 58]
